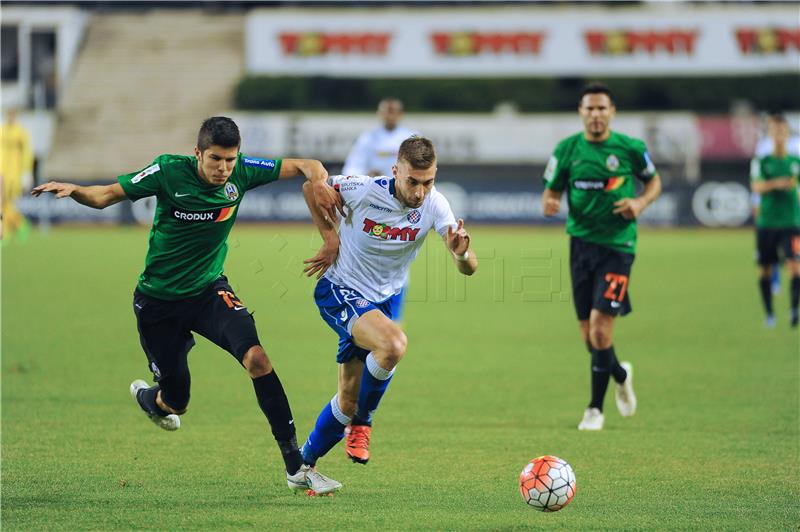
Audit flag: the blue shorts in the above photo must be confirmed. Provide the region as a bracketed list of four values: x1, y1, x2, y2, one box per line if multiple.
[314, 277, 404, 363]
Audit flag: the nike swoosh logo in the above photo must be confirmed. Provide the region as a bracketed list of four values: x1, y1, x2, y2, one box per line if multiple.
[234, 306, 246, 311]
[134, 304, 143, 309]
[175, 192, 190, 197]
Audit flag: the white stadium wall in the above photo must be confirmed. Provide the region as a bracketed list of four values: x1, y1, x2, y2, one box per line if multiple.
[245, 5, 799, 77]
[229, 110, 703, 166]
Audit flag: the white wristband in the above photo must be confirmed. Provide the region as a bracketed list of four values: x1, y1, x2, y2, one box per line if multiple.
[455, 250, 470, 262]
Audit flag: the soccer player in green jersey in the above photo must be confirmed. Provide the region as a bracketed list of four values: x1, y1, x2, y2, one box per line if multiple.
[542, 83, 662, 431]
[750, 113, 800, 328]
[32, 117, 345, 494]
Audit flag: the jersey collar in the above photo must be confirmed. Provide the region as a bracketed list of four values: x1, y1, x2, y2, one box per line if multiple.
[389, 177, 397, 197]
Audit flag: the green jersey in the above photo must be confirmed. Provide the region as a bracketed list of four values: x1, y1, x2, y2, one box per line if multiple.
[118, 153, 282, 300]
[543, 131, 657, 254]
[750, 154, 800, 229]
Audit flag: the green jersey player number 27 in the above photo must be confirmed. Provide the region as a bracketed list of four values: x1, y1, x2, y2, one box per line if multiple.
[32, 116, 346, 495]
[542, 83, 662, 432]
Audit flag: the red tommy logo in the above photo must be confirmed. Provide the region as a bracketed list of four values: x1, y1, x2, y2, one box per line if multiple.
[363, 218, 420, 241]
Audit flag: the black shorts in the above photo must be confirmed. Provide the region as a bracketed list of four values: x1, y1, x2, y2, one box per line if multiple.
[133, 276, 260, 383]
[756, 228, 800, 266]
[570, 237, 635, 321]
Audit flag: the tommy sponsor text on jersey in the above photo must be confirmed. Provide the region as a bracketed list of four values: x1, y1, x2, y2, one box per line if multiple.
[326, 175, 456, 302]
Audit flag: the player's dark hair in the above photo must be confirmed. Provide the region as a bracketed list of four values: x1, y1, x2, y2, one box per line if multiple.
[197, 117, 240, 151]
[379, 97, 403, 111]
[767, 112, 787, 124]
[398, 136, 436, 170]
[579, 82, 614, 105]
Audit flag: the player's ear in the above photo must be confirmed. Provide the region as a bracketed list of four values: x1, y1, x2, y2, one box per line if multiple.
[392, 165, 398, 178]
[194, 146, 201, 160]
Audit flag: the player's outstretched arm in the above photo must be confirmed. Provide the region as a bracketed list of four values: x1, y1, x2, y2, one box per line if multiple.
[280, 159, 344, 223]
[31, 182, 127, 209]
[752, 176, 796, 193]
[612, 174, 662, 220]
[445, 218, 478, 276]
[302, 180, 340, 279]
[542, 188, 562, 217]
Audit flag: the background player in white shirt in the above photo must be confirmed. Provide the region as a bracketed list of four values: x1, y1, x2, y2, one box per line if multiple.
[299, 137, 477, 483]
[342, 98, 418, 178]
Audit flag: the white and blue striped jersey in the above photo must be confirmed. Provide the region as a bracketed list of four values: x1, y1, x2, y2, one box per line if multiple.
[325, 175, 456, 302]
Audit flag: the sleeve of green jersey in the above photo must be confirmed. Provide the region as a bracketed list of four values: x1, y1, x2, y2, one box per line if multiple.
[117, 157, 164, 201]
[239, 154, 282, 190]
[543, 141, 570, 191]
[631, 140, 657, 182]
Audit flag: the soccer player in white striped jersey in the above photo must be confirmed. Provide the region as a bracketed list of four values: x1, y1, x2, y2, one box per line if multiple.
[299, 136, 477, 478]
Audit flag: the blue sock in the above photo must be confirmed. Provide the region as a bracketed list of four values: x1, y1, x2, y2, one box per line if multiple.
[771, 266, 781, 288]
[301, 395, 351, 466]
[353, 353, 394, 425]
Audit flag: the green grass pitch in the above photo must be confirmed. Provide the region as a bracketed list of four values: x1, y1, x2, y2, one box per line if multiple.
[2, 225, 798, 530]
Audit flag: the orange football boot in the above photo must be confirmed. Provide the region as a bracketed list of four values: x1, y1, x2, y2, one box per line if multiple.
[344, 424, 371, 464]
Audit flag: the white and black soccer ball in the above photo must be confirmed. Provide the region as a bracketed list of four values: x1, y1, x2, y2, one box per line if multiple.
[519, 455, 576, 512]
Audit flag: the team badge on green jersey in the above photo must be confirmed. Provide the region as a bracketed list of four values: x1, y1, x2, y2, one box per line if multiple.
[606, 154, 620, 171]
[224, 182, 239, 201]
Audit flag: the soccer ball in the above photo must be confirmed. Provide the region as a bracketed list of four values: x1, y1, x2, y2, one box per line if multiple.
[519, 455, 576, 511]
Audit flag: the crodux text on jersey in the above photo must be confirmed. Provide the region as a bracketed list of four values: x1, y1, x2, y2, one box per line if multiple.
[543, 131, 657, 254]
[118, 153, 281, 300]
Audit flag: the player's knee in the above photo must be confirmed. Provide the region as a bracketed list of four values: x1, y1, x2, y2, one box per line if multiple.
[242, 346, 273, 378]
[382, 330, 407, 368]
[589, 328, 612, 350]
[578, 323, 591, 346]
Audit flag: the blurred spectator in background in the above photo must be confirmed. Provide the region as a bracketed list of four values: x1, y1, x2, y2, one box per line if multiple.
[342, 98, 417, 177]
[1, 108, 34, 243]
[752, 113, 800, 295]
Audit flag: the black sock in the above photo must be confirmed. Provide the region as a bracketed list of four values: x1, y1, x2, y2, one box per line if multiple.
[608, 347, 627, 384]
[589, 348, 613, 411]
[137, 385, 170, 417]
[587, 343, 627, 387]
[790, 276, 800, 315]
[759, 277, 774, 316]
[252, 371, 303, 474]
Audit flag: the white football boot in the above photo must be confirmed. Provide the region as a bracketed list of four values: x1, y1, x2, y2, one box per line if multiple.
[615, 361, 637, 417]
[130, 379, 180, 431]
[287, 464, 342, 495]
[577, 407, 604, 431]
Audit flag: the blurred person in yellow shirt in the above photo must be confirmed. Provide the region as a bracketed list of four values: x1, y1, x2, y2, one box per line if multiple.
[1, 108, 34, 242]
